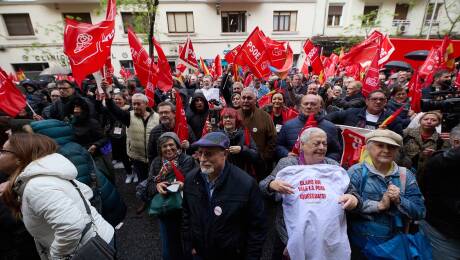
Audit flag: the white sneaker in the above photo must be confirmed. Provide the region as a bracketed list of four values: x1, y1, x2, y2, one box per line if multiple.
[114, 162, 124, 169]
[125, 174, 134, 184]
[132, 174, 139, 183]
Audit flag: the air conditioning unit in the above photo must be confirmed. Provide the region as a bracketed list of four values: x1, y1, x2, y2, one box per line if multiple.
[398, 24, 407, 33]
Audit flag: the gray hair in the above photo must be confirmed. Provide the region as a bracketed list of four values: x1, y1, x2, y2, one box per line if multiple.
[203, 75, 213, 81]
[241, 87, 258, 98]
[450, 124, 460, 144]
[300, 127, 326, 144]
[131, 93, 148, 103]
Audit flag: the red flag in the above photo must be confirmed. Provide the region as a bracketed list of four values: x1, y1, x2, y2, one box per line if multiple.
[244, 127, 251, 146]
[324, 53, 339, 80]
[300, 55, 309, 75]
[100, 56, 114, 84]
[379, 33, 395, 64]
[303, 40, 324, 82]
[153, 38, 173, 92]
[419, 47, 441, 77]
[234, 27, 271, 80]
[440, 35, 455, 70]
[213, 55, 223, 79]
[173, 90, 188, 142]
[128, 29, 151, 87]
[340, 129, 366, 168]
[243, 73, 253, 87]
[105, 0, 116, 21]
[268, 42, 294, 79]
[408, 71, 422, 112]
[64, 19, 115, 86]
[455, 70, 460, 89]
[225, 45, 241, 64]
[177, 36, 199, 70]
[361, 48, 381, 98]
[340, 32, 381, 68]
[0, 67, 26, 117]
[119, 66, 132, 81]
[145, 53, 159, 107]
[291, 113, 318, 155]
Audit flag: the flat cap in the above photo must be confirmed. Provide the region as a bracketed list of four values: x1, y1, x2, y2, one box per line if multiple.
[365, 129, 403, 147]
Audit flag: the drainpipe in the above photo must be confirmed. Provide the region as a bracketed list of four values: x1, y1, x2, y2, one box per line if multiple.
[426, 0, 438, 39]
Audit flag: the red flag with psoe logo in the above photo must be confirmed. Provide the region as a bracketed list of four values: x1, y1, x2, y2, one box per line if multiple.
[173, 90, 188, 142]
[340, 31, 381, 68]
[291, 113, 318, 155]
[361, 48, 381, 98]
[407, 71, 422, 112]
[153, 38, 173, 92]
[100, 56, 114, 84]
[0, 67, 26, 117]
[303, 40, 324, 83]
[419, 47, 441, 77]
[234, 27, 271, 80]
[128, 29, 151, 87]
[340, 129, 366, 169]
[177, 36, 199, 70]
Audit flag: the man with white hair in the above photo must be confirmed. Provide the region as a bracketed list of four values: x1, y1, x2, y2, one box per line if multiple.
[103, 90, 159, 182]
[420, 124, 460, 259]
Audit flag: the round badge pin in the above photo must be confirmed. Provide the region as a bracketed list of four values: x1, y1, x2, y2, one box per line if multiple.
[214, 206, 222, 216]
[253, 127, 258, 133]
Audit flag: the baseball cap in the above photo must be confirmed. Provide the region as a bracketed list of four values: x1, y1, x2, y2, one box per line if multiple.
[192, 132, 230, 149]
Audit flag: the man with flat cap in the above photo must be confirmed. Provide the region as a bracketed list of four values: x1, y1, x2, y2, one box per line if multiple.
[182, 132, 267, 260]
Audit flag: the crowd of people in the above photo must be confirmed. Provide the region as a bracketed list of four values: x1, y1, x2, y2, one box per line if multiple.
[0, 63, 459, 260]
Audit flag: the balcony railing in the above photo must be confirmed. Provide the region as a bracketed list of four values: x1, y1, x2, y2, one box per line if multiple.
[392, 19, 410, 27]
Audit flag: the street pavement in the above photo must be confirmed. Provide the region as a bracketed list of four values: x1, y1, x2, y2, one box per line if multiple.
[113, 167, 276, 260]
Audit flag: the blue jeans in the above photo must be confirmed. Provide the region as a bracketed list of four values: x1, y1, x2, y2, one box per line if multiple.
[420, 220, 460, 260]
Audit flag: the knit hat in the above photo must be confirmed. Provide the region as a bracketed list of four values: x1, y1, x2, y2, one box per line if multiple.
[158, 132, 181, 150]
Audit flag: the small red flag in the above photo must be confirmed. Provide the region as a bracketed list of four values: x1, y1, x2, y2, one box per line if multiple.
[153, 38, 173, 92]
[303, 40, 324, 82]
[0, 67, 26, 117]
[177, 36, 199, 70]
[340, 129, 366, 169]
[128, 29, 151, 87]
[408, 71, 422, 113]
[419, 47, 441, 77]
[174, 90, 188, 142]
[213, 55, 223, 79]
[361, 48, 381, 98]
[225, 45, 241, 64]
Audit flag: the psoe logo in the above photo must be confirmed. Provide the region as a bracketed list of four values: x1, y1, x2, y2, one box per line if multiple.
[74, 33, 93, 54]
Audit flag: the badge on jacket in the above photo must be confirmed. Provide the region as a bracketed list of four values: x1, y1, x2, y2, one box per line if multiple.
[214, 206, 222, 216]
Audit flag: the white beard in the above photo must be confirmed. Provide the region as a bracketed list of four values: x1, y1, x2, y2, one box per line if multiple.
[200, 166, 215, 175]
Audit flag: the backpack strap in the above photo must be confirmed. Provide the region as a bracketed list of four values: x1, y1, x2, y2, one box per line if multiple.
[359, 165, 369, 199]
[398, 167, 407, 195]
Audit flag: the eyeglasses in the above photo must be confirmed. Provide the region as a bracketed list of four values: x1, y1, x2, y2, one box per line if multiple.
[0, 149, 16, 155]
[369, 97, 387, 102]
[222, 115, 235, 120]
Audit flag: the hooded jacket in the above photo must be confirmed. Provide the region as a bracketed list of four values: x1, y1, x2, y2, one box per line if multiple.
[30, 119, 127, 227]
[15, 153, 114, 260]
[186, 91, 210, 139]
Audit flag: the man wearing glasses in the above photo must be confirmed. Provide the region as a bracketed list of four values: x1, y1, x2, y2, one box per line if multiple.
[49, 80, 95, 121]
[326, 89, 403, 135]
[182, 132, 267, 260]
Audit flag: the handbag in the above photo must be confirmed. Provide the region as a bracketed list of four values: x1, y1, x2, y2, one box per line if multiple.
[148, 162, 184, 216]
[70, 180, 115, 260]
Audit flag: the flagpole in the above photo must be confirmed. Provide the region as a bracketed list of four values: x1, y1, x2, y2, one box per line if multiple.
[26, 101, 37, 115]
[426, 0, 438, 40]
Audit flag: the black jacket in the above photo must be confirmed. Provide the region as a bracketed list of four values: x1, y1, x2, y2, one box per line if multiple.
[182, 163, 267, 260]
[331, 92, 366, 110]
[421, 147, 460, 239]
[186, 92, 209, 139]
[325, 107, 403, 135]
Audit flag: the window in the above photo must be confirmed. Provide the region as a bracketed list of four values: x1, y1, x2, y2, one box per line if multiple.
[121, 12, 148, 34]
[2, 13, 34, 36]
[167, 12, 194, 33]
[62, 13, 92, 23]
[119, 60, 134, 74]
[12, 63, 49, 80]
[273, 11, 297, 31]
[362, 5, 379, 26]
[393, 4, 409, 20]
[327, 5, 343, 26]
[425, 3, 442, 25]
[221, 11, 246, 33]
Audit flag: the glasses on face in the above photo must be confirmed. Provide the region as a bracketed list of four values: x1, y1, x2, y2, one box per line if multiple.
[196, 150, 220, 159]
[0, 149, 16, 156]
[222, 115, 235, 120]
[369, 97, 387, 102]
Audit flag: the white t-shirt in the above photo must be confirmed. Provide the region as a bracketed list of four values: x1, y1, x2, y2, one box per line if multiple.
[276, 164, 351, 260]
[365, 111, 381, 130]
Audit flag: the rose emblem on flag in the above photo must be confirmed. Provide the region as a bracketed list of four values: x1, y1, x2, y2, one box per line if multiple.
[272, 48, 282, 57]
[74, 33, 93, 54]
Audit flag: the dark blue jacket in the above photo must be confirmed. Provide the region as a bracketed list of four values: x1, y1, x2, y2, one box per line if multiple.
[30, 119, 126, 227]
[325, 107, 403, 136]
[182, 162, 267, 260]
[276, 114, 342, 161]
